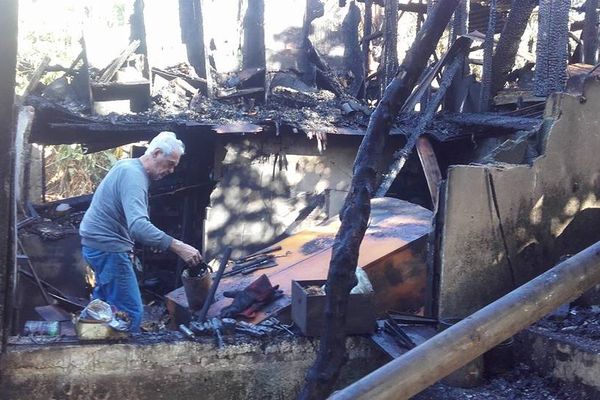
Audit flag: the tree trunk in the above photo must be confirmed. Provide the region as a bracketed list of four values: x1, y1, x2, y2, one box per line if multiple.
[491, 0, 538, 96]
[583, 0, 599, 65]
[0, 0, 18, 347]
[297, 1, 460, 398]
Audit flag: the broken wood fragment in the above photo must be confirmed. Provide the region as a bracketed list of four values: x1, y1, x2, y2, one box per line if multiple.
[416, 136, 442, 210]
[216, 87, 264, 100]
[98, 40, 141, 83]
[21, 56, 51, 100]
[306, 39, 347, 98]
[152, 67, 208, 90]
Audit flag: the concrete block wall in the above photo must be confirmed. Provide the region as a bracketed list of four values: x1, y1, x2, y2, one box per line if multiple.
[0, 336, 386, 400]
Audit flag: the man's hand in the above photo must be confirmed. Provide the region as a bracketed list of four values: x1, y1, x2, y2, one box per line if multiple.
[170, 239, 202, 266]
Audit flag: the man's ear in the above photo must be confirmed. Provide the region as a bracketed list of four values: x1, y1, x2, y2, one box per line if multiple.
[152, 148, 162, 158]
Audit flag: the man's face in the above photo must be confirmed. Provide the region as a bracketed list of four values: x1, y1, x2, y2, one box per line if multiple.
[148, 148, 181, 180]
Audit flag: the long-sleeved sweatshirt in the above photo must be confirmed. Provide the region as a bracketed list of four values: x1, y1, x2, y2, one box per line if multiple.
[79, 158, 173, 252]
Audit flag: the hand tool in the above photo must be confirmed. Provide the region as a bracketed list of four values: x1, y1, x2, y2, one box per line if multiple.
[241, 259, 278, 275]
[232, 244, 282, 263]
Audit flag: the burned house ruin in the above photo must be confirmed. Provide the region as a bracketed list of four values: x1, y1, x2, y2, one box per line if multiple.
[2, 0, 600, 399]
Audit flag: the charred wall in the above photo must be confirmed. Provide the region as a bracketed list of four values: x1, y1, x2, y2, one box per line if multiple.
[437, 79, 600, 319]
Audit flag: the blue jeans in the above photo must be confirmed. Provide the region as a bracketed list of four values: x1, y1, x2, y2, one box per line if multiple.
[81, 246, 143, 332]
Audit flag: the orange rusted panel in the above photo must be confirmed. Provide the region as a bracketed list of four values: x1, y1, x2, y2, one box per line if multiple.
[208, 198, 432, 322]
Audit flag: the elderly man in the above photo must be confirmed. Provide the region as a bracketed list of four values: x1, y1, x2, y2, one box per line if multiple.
[79, 131, 202, 332]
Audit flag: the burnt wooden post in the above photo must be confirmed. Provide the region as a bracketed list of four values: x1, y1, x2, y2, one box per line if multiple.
[534, 0, 570, 97]
[297, 1, 460, 398]
[243, 0, 266, 69]
[343, 1, 364, 98]
[491, 0, 538, 95]
[179, 0, 208, 82]
[130, 0, 150, 79]
[0, 0, 18, 347]
[445, 0, 470, 111]
[380, 0, 399, 99]
[362, 0, 373, 91]
[479, 0, 497, 111]
[583, 0, 599, 65]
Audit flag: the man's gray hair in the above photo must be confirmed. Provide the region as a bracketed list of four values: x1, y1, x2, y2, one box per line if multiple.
[145, 131, 185, 156]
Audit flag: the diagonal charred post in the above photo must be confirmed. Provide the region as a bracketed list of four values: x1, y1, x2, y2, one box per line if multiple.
[479, 0, 497, 111]
[491, 0, 538, 96]
[297, 1, 460, 398]
[583, 0, 599, 65]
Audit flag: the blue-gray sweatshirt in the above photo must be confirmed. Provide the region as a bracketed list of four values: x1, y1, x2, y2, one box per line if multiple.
[79, 158, 173, 252]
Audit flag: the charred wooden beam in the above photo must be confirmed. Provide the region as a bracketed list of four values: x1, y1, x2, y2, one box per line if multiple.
[534, 0, 570, 97]
[380, 0, 399, 99]
[441, 112, 542, 131]
[357, 0, 427, 12]
[479, 0, 497, 111]
[363, 0, 373, 82]
[583, 0, 599, 64]
[491, 0, 538, 96]
[98, 40, 140, 83]
[343, 1, 364, 97]
[298, 0, 460, 398]
[130, 0, 150, 79]
[21, 56, 50, 100]
[306, 39, 347, 98]
[243, 0, 266, 70]
[179, 0, 208, 82]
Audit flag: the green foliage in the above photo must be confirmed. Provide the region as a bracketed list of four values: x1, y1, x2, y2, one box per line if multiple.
[44, 144, 128, 200]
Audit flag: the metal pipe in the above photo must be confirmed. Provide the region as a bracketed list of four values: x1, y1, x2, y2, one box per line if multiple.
[197, 246, 232, 322]
[330, 240, 600, 400]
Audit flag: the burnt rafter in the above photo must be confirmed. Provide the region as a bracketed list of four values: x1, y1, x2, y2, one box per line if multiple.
[491, 0, 538, 96]
[298, 0, 461, 398]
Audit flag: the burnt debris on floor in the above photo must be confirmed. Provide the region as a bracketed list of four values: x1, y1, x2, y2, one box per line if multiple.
[5, 0, 600, 399]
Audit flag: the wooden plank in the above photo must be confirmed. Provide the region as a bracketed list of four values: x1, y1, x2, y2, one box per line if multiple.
[98, 40, 140, 83]
[21, 56, 51, 99]
[416, 136, 442, 210]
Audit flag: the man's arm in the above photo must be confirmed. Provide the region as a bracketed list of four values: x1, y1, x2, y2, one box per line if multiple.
[120, 173, 202, 265]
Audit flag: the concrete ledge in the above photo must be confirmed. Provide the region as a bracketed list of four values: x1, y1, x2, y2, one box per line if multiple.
[517, 327, 600, 397]
[0, 335, 387, 399]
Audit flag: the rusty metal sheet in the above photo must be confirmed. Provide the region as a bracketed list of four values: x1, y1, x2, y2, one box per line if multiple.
[207, 198, 432, 323]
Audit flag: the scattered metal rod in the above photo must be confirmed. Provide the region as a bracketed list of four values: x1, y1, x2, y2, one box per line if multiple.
[197, 247, 232, 323]
[387, 311, 438, 325]
[384, 316, 416, 349]
[232, 244, 282, 263]
[179, 324, 195, 339]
